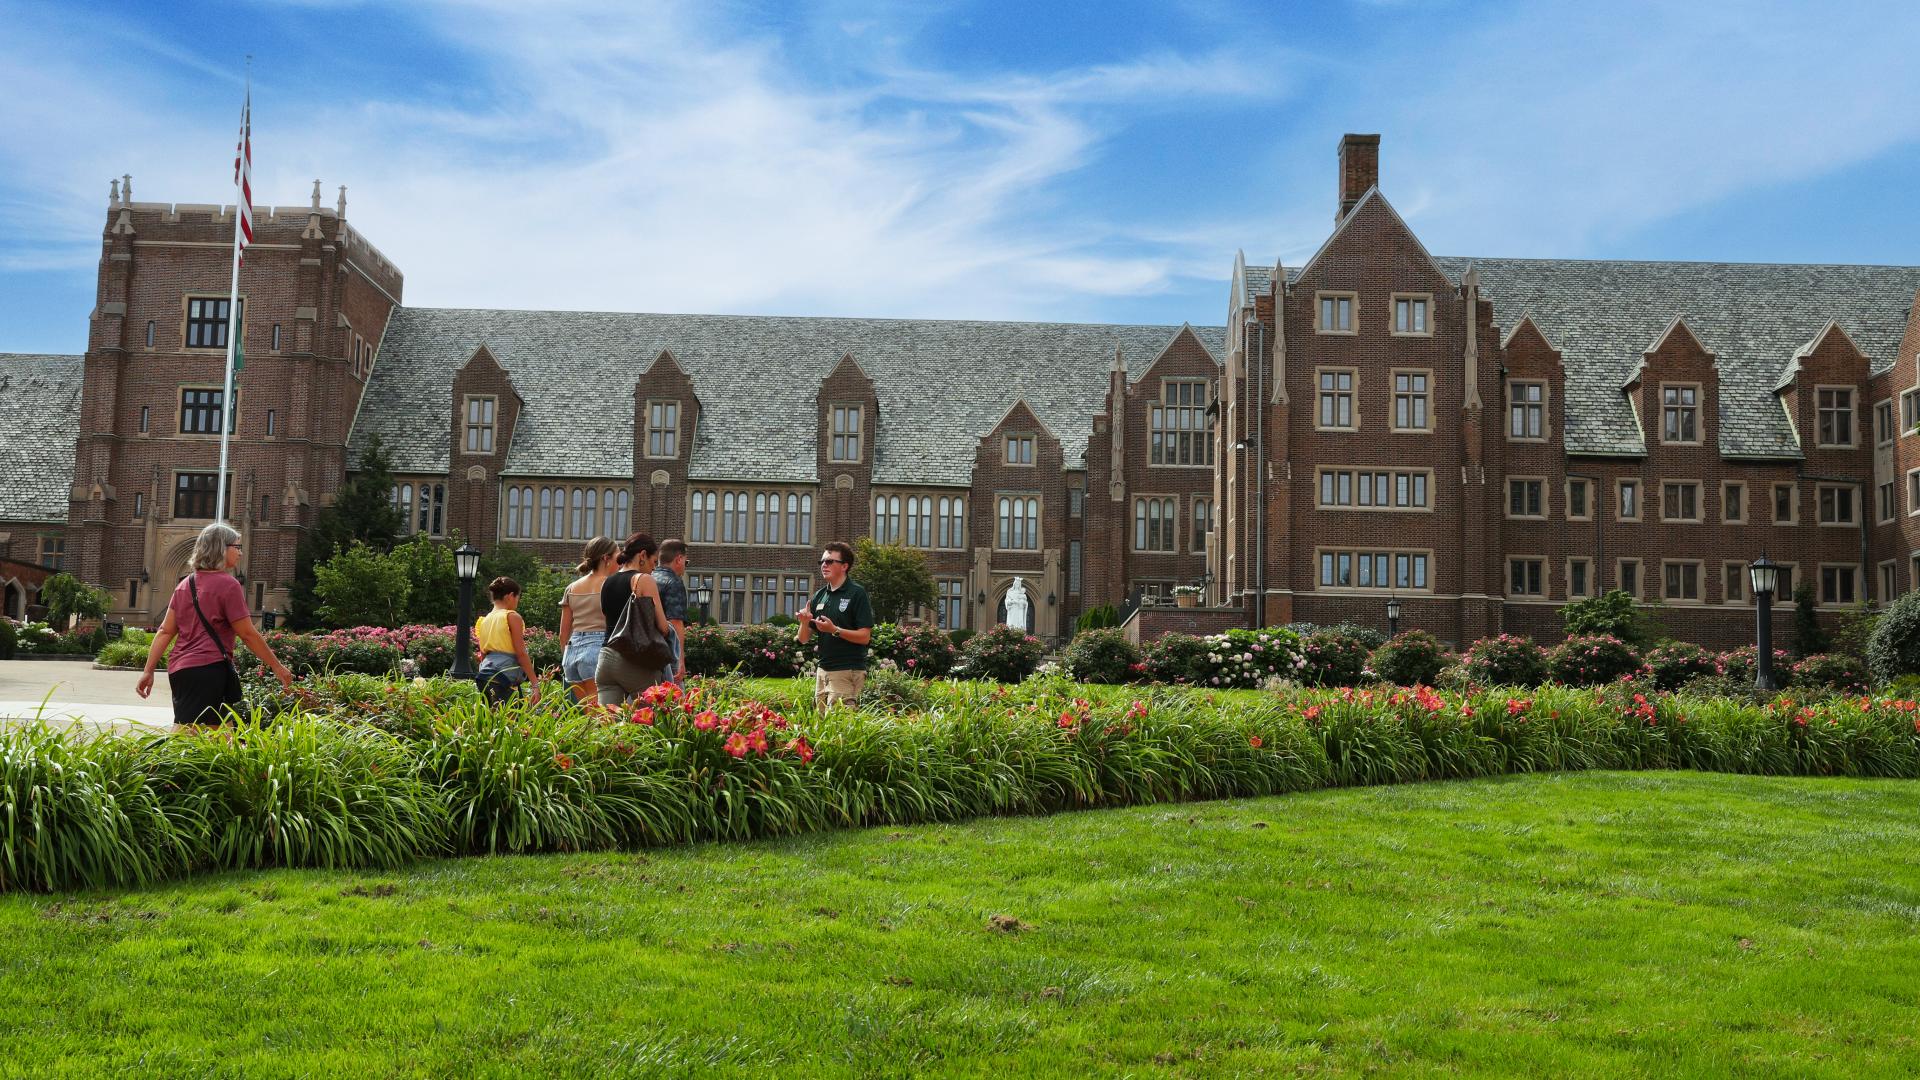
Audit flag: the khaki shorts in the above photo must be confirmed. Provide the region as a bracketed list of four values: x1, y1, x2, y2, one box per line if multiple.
[814, 668, 867, 712]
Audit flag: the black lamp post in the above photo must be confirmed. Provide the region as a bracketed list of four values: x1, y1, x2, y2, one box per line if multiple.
[452, 543, 482, 680]
[1749, 555, 1780, 691]
[695, 586, 712, 622]
[1386, 595, 1401, 638]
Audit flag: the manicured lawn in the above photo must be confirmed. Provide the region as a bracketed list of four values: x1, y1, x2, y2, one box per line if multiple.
[3, 771, 1917, 1077]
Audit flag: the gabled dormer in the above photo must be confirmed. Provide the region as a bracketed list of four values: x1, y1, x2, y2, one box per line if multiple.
[1775, 320, 1871, 453]
[1624, 317, 1719, 452]
[450, 344, 523, 471]
[1130, 324, 1220, 470]
[818, 351, 877, 473]
[634, 349, 700, 464]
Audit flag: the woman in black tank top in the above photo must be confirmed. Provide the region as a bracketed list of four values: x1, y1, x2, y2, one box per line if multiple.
[601, 569, 639, 631]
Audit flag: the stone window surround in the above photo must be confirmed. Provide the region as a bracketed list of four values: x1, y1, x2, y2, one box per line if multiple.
[1506, 555, 1547, 598]
[1773, 481, 1799, 526]
[871, 488, 968, 550]
[1818, 562, 1860, 607]
[1314, 290, 1357, 335]
[688, 486, 814, 547]
[829, 403, 864, 464]
[1616, 557, 1643, 598]
[176, 383, 235, 438]
[1661, 558, 1706, 604]
[644, 398, 681, 460]
[1389, 292, 1433, 337]
[1565, 477, 1592, 522]
[1616, 477, 1643, 523]
[1314, 366, 1359, 431]
[1566, 556, 1593, 598]
[1315, 466, 1433, 512]
[462, 394, 497, 455]
[1815, 482, 1857, 527]
[1814, 384, 1857, 449]
[993, 491, 1043, 553]
[1723, 560, 1749, 606]
[1506, 379, 1549, 442]
[182, 293, 244, 352]
[1505, 475, 1548, 521]
[1131, 494, 1179, 554]
[1658, 381, 1704, 445]
[1721, 480, 1747, 524]
[1659, 479, 1704, 524]
[1390, 367, 1432, 432]
[1313, 546, 1435, 593]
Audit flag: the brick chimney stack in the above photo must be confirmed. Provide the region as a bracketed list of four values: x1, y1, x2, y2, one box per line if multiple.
[1337, 133, 1380, 221]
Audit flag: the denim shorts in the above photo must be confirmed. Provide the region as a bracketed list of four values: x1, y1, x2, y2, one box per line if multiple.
[476, 651, 526, 705]
[563, 630, 605, 683]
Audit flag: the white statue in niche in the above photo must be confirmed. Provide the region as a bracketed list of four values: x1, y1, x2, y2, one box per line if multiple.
[1004, 577, 1031, 631]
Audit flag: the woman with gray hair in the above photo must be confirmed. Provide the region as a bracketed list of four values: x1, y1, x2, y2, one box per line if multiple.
[136, 522, 293, 728]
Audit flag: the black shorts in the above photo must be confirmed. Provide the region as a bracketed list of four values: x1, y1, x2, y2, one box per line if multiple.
[169, 660, 245, 727]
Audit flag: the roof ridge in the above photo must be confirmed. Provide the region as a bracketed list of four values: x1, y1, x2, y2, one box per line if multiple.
[391, 306, 1227, 335]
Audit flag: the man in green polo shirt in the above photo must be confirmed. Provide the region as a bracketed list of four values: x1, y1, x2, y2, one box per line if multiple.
[795, 540, 874, 711]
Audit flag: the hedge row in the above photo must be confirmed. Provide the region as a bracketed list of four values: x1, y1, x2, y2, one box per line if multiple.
[6, 674, 1919, 893]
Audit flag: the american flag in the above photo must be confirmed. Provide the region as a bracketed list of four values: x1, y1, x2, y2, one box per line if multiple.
[233, 89, 252, 265]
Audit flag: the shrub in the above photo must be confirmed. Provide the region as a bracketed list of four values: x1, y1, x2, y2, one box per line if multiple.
[1141, 632, 1210, 684]
[1196, 627, 1306, 688]
[1676, 673, 1771, 705]
[39, 573, 111, 633]
[1283, 621, 1387, 652]
[1063, 629, 1141, 684]
[314, 542, 413, 629]
[97, 627, 159, 670]
[872, 622, 957, 678]
[1719, 645, 1794, 688]
[1299, 631, 1371, 686]
[1368, 630, 1449, 686]
[956, 625, 1046, 683]
[1789, 653, 1870, 695]
[404, 632, 457, 678]
[1790, 581, 1831, 658]
[0, 619, 14, 660]
[13, 623, 64, 655]
[730, 623, 809, 678]
[1560, 590, 1658, 649]
[860, 666, 930, 712]
[682, 624, 744, 676]
[1547, 634, 1643, 687]
[766, 613, 798, 629]
[948, 628, 976, 650]
[1076, 605, 1119, 633]
[1833, 602, 1880, 662]
[1460, 634, 1548, 687]
[1645, 641, 1720, 692]
[1867, 590, 1920, 685]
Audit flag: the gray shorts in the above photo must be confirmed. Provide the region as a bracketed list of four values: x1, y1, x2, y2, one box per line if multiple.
[594, 645, 663, 706]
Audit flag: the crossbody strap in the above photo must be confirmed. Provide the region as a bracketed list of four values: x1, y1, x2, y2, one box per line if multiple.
[187, 574, 235, 664]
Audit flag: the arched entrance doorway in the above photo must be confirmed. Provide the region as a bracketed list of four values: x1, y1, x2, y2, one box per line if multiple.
[1, 578, 24, 622]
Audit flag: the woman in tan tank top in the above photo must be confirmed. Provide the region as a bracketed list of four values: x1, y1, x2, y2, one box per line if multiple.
[559, 536, 620, 702]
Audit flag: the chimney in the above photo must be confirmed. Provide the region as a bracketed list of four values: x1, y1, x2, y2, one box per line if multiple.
[1337, 133, 1380, 221]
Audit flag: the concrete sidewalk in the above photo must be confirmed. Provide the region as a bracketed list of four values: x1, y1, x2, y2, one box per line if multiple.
[0, 660, 173, 733]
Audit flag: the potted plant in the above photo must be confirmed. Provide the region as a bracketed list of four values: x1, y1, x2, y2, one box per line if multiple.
[1173, 584, 1204, 609]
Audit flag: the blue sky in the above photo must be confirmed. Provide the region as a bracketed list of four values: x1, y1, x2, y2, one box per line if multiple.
[2, 0, 1918, 354]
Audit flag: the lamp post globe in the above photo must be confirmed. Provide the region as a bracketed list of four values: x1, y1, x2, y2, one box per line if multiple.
[1385, 595, 1401, 639]
[451, 543, 483, 680]
[1748, 555, 1780, 692]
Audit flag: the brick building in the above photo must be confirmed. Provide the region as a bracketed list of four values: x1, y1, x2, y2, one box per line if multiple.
[3, 137, 1918, 647]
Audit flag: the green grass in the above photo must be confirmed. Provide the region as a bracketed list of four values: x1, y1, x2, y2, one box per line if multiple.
[4, 770, 1918, 1078]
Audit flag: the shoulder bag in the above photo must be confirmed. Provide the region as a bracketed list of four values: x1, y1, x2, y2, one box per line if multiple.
[607, 582, 674, 668]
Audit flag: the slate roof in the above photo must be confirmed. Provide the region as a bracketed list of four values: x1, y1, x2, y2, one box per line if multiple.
[350, 309, 1226, 485]
[1428, 257, 1920, 458]
[0, 354, 82, 523]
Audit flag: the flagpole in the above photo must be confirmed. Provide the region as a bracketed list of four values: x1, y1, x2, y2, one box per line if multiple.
[216, 65, 249, 524]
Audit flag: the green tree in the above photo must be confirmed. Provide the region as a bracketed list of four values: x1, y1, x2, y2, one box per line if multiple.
[515, 567, 567, 634]
[392, 534, 459, 626]
[1790, 581, 1831, 658]
[39, 573, 111, 631]
[478, 542, 544, 587]
[313, 542, 413, 628]
[851, 538, 936, 624]
[1560, 589, 1660, 650]
[287, 437, 407, 629]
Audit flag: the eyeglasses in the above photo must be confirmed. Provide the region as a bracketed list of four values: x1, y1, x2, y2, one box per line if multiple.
[227, 543, 243, 552]
[819, 558, 844, 566]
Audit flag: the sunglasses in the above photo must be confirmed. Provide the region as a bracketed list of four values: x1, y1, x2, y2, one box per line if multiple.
[819, 558, 845, 566]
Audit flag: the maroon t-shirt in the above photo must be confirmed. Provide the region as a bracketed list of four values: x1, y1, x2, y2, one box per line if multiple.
[168, 571, 250, 672]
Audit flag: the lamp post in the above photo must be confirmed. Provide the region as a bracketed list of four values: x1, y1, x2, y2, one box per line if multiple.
[1748, 555, 1780, 692]
[452, 543, 482, 680]
[695, 586, 712, 623]
[1386, 595, 1401, 639]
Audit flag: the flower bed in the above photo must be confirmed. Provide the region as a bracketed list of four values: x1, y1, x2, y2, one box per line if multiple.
[5, 672, 1919, 894]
